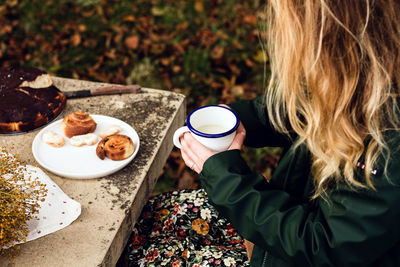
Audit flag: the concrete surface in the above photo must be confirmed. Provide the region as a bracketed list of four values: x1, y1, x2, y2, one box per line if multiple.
[0, 77, 186, 267]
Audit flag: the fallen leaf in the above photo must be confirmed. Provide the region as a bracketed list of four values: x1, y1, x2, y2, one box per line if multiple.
[172, 65, 181, 73]
[233, 40, 244, 50]
[243, 14, 257, 25]
[245, 58, 254, 67]
[151, 6, 165, 16]
[123, 57, 130, 66]
[104, 51, 117, 59]
[210, 45, 224, 59]
[78, 24, 87, 32]
[194, 0, 204, 13]
[122, 15, 136, 22]
[232, 85, 244, 97]
[254, 49, 268, 63]
[161, 58, 170, 66]
[124, 36, 139, 49]
[1, 25, 12, 34]
[70, 33, 81, 47]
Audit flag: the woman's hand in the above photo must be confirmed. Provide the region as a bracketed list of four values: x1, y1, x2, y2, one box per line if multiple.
[180, 122, 246, 174]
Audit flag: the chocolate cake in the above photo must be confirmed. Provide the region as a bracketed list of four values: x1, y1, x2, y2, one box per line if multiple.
[0, 66, 66, 134]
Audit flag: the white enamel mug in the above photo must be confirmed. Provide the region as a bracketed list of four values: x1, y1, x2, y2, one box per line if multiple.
[173, 105, 239, 152]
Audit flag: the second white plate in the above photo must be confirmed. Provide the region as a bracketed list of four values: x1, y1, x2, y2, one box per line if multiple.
[32, 115, 140, 179]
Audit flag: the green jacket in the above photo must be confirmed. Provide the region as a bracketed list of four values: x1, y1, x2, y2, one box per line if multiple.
[199, 97, 400, 266]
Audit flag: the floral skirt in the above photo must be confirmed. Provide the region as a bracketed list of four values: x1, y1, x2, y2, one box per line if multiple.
[125, 189, 250, 267]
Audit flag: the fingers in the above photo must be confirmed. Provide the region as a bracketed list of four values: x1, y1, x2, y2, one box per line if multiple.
[229, 122, 246, 150]
[219, 104, 230, 108]
[215, 105, 246, 150]
[180, 132, 216, 173]
[181, 147, 201, 173]
[180, 132, 202, 173]
[179, 119, 246, 172]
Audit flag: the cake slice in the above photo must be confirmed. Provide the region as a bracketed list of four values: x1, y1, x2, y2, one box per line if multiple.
[0, 66, 66, 134]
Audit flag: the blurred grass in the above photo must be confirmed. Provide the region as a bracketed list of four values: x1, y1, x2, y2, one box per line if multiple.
[0, 0, 281, 194]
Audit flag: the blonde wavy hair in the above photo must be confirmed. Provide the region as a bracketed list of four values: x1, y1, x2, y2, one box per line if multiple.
[265, 0, 400, 197]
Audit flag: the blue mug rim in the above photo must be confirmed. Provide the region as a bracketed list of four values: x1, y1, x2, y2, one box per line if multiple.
[186, 105, 239, 138]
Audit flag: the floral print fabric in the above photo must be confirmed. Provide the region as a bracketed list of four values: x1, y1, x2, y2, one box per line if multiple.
[126, 189, 250, 267]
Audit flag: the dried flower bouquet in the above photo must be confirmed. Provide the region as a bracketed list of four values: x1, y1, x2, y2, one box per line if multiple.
[0, 147, 47, 257]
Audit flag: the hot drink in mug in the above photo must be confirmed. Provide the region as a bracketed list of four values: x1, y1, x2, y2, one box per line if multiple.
[173, 105, 239, 152]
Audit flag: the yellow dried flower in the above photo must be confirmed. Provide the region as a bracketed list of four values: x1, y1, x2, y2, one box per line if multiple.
[0, 146, 47, 257]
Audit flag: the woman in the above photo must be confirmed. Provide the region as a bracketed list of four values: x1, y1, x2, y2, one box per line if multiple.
[127, 0, 400, 266]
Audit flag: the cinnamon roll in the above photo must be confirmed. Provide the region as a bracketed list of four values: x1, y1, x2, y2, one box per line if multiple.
[62, 111, 97, 138]
[96, 134, 135, 161]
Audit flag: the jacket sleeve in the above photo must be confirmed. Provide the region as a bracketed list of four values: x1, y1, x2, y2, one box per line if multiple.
[228, 96, 292, 148]
[200, 149, 400, 266]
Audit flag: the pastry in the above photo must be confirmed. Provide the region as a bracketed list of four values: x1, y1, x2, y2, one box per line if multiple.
[98, 125, 122, 138]
[62, 111, 97, 138]
[0, 66, 66, 134]
[42, 131, 65, 147]
[96, 134, 135, 161]
[70, 133, 98, 147]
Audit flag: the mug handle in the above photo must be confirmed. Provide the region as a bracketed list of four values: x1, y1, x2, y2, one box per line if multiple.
[173, 126, 190, 149]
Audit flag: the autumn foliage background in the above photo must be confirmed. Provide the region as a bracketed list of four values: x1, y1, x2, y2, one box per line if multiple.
[0, 0, 281, 193]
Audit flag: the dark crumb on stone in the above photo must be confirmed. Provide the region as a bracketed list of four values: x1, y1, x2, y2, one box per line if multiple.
[120, 200, 130, 210]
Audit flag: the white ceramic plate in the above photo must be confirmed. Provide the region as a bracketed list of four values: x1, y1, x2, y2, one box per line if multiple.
[32, 115, 140, 179]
